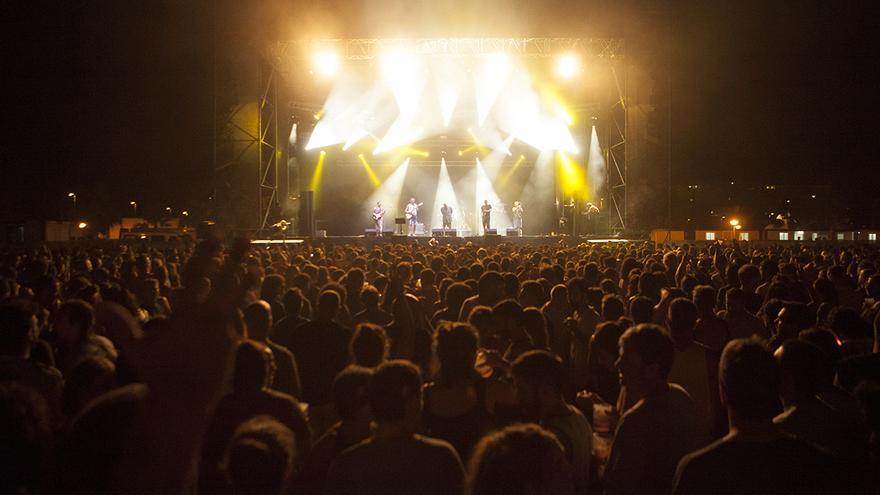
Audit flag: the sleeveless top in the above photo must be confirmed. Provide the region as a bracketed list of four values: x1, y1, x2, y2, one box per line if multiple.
[423, 377, 493, 461]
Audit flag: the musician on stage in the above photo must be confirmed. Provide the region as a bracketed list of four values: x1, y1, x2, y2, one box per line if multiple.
[512, 200, 523, 234]
[440, 203, 453, 232]
[480, 199, 492, 233]
[271, 219, 290, 239]
[583, 201, 600, 235]
[405, 197, 422, 236]
[371, 201, 385, 236]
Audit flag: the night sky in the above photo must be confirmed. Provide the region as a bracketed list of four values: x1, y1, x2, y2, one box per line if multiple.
[3, 0, 877, 227]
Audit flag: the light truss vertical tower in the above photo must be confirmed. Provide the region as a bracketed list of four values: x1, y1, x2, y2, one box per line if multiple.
[606, 59, 628, 233]
[257, 62, 280, 232]
[212, 52, 281, 232]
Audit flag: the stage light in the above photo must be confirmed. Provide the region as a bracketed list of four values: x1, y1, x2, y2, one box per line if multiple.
[586, 125, 605, 203]
[495, 134, 515, 156]
[458, 150, 463, 156]
[556, 53, 580, 79]
[499, 154, 526, 187]
[343, 129, 369, 151]
[373, 118, 423, 155]
[433, 59, 465, 127]
[77, 222, 87, 229]
[557, 152, 587, 201]
[358, 154, 380, 187]
[432, 158, 462, 230]
[475, 53, 512, 125]
[309, 151, 327, 199]
[729, 219, 740, 227]
[314, 51, 339, 77]
[381, 50, 425, 118]
[474, 158, 512, 233]
[364, 158, 411, 221]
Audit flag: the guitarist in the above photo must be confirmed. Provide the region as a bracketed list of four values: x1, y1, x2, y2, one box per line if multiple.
[371, 201, 385, 236]
[404, 197, 422, 236]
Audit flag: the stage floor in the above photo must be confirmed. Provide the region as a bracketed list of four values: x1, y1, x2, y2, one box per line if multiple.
[251, 234, 641, 247]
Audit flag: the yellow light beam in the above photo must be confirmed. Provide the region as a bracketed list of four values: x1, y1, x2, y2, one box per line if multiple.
[393, 145, 430, 158]
[359, 154, 381, 187]
[557, 152, 589, 201]
[466, 128, 490, 155]
[309, 151, 327, 199]
[498, 154, 526, 187]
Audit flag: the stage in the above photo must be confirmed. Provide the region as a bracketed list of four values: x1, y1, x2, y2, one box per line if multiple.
[251, 234, 641, 248]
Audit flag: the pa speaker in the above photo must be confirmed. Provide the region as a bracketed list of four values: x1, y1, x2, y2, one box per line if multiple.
[297, 191, 315, 237]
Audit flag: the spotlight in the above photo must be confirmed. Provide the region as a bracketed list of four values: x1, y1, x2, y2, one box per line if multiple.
[314, 51, 339, 77]
[556, 53, 580, 79]
[77, 222, 87, 229]
[729, 219, 740, 227]
[320, 150, 326, 155]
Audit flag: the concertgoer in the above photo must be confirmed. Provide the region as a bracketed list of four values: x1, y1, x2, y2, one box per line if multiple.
[673, 338, 836, 495]
[513, 350, 592, 494]
[325, 360, 465, 495]
[604, 324, 700, 495]
[466, 423, 573, 495]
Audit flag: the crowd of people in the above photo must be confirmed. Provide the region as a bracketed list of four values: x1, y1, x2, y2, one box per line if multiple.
[1, 236, 879, 494]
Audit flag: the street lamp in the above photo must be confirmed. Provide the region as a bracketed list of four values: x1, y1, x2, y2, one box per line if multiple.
[729, 218, 741, 240]
[67, 192, 77, 215]
[130, 201, 138, 217]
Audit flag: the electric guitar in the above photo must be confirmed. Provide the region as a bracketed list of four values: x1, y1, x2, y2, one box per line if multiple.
[404, 202, 423, 220]
[372, 211, 384, 221]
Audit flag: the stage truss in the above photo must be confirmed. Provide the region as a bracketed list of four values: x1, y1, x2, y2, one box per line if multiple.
[215, 37, 629, 234]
